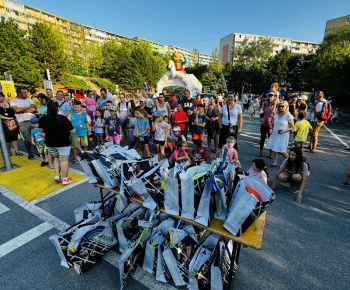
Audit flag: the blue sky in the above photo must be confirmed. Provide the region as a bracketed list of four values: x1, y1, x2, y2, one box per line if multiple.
[21, 0, 349, 55]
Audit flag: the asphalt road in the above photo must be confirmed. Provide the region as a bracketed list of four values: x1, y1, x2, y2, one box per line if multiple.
[0, 114, 349, 290]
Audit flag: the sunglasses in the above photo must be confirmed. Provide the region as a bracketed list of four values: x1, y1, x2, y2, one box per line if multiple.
[278, 106, 285, 108]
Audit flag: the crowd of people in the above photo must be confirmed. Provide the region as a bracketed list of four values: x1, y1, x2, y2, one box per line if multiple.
[1, 83, 349, 200]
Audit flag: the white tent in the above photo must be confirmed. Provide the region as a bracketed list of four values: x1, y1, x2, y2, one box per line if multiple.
[156, 60, 202, 98]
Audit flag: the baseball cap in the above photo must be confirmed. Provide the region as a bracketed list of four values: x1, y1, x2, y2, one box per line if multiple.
[109, 106, 117, 111]
[30, 117, 39, 124]
[140, 97, 146, 102]
[267, 92, 274, 96]
[193, 139, 202, 147]
[299, 95, 308, 100]
[173, 126, 181, 132]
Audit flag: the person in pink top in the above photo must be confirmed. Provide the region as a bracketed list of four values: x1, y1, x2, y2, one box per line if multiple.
[169, 141, 190, 166]
[246, 159, 269, 184]
[258, 92, 277, 158]
[85, 90, 96, 119]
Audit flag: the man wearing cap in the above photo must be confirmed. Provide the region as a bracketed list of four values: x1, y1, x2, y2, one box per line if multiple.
[189, 139, 207, 164]
[56, 90, 71, 117]
[10, 87, 36, 159]
[181, 89, 197, 139]
[96, 88, 116, 109]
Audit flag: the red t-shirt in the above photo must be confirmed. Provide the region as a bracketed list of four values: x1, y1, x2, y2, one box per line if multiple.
[172, 111, 188, 131]
[196, 99, 203, 105]
[190, 148, 206, 161]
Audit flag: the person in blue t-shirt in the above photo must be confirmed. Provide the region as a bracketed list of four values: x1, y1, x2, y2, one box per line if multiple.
[30, 117, 48, 167]
[135, 108, 151, 158]
[192, 104, 206, 142]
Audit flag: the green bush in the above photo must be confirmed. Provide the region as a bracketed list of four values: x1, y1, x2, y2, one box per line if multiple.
[59, 73, 91, 89]
[90, 78, 116, 93]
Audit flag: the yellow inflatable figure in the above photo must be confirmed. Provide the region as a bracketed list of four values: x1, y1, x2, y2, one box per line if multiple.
[173, 53, 187, 75]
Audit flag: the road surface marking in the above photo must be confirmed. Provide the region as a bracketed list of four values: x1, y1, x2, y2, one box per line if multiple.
[323, 125, 348, 147]
[0, 202, 10, 214]
[0, 222, 53, 258]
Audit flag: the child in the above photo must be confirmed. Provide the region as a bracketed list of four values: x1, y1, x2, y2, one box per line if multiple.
[166, 126, 187, 153]
[30, 117, 48, 167]
[68, 100, 91, 163]
[163, 115, 172, 136]
[222, 136, 240, 169]
[192, 104, 206, 141]
[293, 111, 312, 148]
[189, 139, 207, 164]
[210, 149, 219, 162]
[135, 108, 151, 158]
[331, 108, 340, 123]
[105, 106, 122, 145]
[169, 141, 190, 166]
[248, 101, 254, 118]
[152, 114, 168, 160]
[86, 107, 94, 149]
[94, 109, 105, 145]
[246, 159, 269, 184]
[127, 109, 136, 143]
[103, 100, 113, 119]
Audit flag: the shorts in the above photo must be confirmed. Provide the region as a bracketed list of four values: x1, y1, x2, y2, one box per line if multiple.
[139, 136, 149, 144]
[309, 121, 324, 137]
[36, 142, 48, 154]
[260, 125, 271, 140]
[155, 140, 165, 146]
[192, 133, 204, 141]
[19, 121, 33, 142]
[95, 132, 104, 137]
[108, 135, 121, 142]
[71, 135, 88, 148]
[243, 103, 249, 110]
[122, 119, 129, 129]
[47, 146, 71, 157]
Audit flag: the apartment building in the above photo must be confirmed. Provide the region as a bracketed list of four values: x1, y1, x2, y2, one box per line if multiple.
[0, 0, 212, 66]
[219, 32, 320, 65]
[324, 15, 350, 37]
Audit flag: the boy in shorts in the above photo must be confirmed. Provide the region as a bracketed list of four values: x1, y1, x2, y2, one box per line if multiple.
[192, 104, 206, 141]
[30, 117, 48, 167]
[68, 100, 90, 163]
[294, 111, 312, 148]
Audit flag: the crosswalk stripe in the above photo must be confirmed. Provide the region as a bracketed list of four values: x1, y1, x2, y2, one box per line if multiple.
[0, 202, 10, 214]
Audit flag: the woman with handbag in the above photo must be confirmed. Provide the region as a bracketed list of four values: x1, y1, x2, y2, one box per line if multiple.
[218, 91, 243, 150]
[0, 92, 22, 156]
[205, 96, 221, 151]
[258, 92, 278, 157]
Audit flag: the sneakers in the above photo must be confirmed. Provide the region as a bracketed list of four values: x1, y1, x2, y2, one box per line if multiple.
[54, 174, 61, 182]
[62, 177, 72, 185]
[28, 155, 34, 160]
[48, 164, 54, 169]
[340, 182, 350, 187]
[40, 161, 46, 167]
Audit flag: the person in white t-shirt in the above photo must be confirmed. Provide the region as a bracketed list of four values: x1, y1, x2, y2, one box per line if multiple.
[9, 87, 37, 159]
[305, 91, 326, 153]
[241, 93, 249, 114]
[218, 91, 243, 150]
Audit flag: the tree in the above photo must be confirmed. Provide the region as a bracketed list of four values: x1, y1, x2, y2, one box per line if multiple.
[202, 72, 219, 93]
[230, 38, 273, 67]
[0, 17, 41, 88]
[191, 48, 200, 66]
[217, 73, 227, 94]
[85, 41, 104, 76]
[28, 22, 69, 80]
[211, 47, 219, 63]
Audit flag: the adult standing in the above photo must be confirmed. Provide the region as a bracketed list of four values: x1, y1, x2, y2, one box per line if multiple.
[9, 87, 36, 159]
[258, 92, 277, 157]
[265, 101, 294, 167]
[305, 91, 326, 153]
[181, 89, 197, 139]
[135, 97, 152, 119]
[162, 89, 168, 103]
[117, 93, 131, 145]
[0, 92, 22, 155]
[288, 94, 298, 119]
[96, 88, 116, 109]
[84, 90, 96, 119]
[202, 94, 209, 108]
[270, 147, 310, 203]
[205, 96, 221, 151]
[101, 85, 113, 99]
[169, 95, 178, 116]
[196, 94, 203, 105]
[46, 88, 56, 101]
[56, 90, 71, 117]
[156, 93, 171, 119]
[36, 93, 50, 118]
[241, 92, 249, 114]
[39, 100, 76, 185]
[218, 92, 243, 150]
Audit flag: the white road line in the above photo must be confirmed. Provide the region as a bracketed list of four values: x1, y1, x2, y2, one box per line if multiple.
[323, 125, 348, 147]
[0, 222, 53, 258]
[30, 178, 88, 205]
[0, 202, 10, 214]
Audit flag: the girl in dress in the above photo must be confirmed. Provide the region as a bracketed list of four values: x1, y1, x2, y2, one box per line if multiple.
[248, 101, 254, 118]
[94, 109, 104, 145]
[246, 159, 269, 184]
[152, 114, 168, 160]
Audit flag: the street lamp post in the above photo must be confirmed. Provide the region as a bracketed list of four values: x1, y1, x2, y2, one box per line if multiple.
[0, 120, 13, 171]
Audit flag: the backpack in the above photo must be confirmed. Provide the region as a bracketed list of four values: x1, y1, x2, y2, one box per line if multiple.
[317, 101, 331, 121]
[118, 101, 129, 108]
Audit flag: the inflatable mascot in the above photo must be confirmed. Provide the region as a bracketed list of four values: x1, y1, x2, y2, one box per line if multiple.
[173, 53, 187, 75]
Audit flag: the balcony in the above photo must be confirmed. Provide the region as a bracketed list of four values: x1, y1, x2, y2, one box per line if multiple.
[71, 24, 81, 31]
